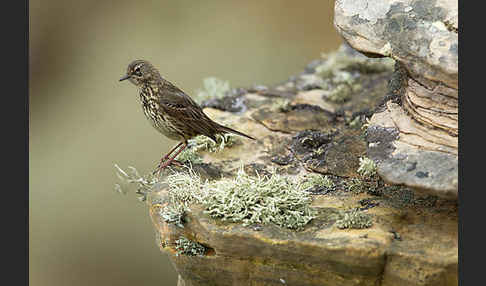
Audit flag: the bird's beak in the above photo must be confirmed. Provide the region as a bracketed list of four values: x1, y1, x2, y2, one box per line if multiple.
[119, 74, 131, 82]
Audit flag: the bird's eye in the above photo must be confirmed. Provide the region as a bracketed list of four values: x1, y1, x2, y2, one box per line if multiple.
[134, 66, 142, 76]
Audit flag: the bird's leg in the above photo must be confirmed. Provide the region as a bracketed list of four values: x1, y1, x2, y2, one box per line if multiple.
[156, 142, 188, 176]
[162, 142, 184, 161]
[153, 142, 184, 175]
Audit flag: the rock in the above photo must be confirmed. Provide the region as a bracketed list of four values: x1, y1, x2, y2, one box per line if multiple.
[149, 172, 457, 286]
[334, 0, 458, 198]
[125, 46, 458, 286]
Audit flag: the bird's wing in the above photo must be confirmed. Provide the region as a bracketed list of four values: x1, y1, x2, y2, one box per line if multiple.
[158, 84, 219, 141]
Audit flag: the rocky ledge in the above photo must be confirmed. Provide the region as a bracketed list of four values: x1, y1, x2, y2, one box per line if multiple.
[117, 43, 458, 286]
[334, 0, 458, 198]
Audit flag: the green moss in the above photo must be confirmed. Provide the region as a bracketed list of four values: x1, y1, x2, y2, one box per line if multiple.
[357, 156, 377, 179]
[175, 236, 207, 256]
[196, 77, 230, 102]
[335, 209, 373, 229]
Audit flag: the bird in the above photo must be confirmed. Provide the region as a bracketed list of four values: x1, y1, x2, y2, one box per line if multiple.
[119, 60, 255, 175]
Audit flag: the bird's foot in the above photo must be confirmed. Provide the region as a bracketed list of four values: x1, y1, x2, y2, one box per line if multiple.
[153, 159, 185, 176]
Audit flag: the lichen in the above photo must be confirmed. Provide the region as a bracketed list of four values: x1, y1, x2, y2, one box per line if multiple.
[348, 116, 363, 129]
[175, 144, 204, 164]
[175, 133, 240, 164]
[159, 204, 186, 228]
[357, 156, 377, 178]
[175, 236, 207, 256]
[335, 209, 373, 229]
[114, 164, 159, 201]
[327, 84, 353, 103]
[270, 98, 291, 112]
[196, 77, 231, 103]
[203, 168, 317, 229]
[314, 47, 394, 104]
[192, 133, 239, 153]
[299, 173, 334, 192]
[346, 178, 367, 194]
[164, 166, 207, 206]
[116, 164, 317, 230]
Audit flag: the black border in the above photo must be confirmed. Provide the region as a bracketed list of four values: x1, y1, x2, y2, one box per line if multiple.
[3, 0, 28, 284]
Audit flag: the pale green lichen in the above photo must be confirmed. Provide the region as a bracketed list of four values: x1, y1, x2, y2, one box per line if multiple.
[164, 166, 207, 206]
[270, 98, 291, 112]
[335, 209, 373, 229]
[175, 133, 240, 164]
[116, 164, 317, 230]
[159, 204, 186, 228]
[327, 84, 353, 103]
[348, 116, 363, 129]
[114, 164, 159, 201]
[346, 178, 367, 194]
[299, 173, 334, 192]
[315, 47, 394, 104]
[196, 77, 230, 102]
[316, 47, 395, 77]
[357, 156, 377, 179]
[203, 168, 317, 229]
[175, 236, 207, 256]
[174, 145, 203, 164]
[191, 133, 238, 153]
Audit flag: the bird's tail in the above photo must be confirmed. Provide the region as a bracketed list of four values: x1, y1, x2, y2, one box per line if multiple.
[216, 124, 256, 140]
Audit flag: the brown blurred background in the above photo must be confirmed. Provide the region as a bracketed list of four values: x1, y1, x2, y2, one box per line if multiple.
[29, 1, 342, 285]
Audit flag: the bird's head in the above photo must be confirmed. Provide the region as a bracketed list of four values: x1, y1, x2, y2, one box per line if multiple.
[119, 60, 161, 86]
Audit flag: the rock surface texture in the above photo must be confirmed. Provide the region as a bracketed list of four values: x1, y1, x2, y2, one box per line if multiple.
[136, 45, 458, 286]
[334, 0, 458, 198]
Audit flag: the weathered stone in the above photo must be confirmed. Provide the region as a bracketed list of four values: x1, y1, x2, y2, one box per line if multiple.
[136, 46, 457, 285]
[149, 177, 457, 286]
[367, 101, 458, 198]
[334, 0, 457, 88]
[334, 0, 458, 197]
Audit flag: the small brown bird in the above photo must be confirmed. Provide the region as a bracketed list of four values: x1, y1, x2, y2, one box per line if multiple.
[119, 60, 255, 174]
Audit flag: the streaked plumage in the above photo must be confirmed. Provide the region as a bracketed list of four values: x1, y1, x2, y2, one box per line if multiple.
[120, 60, 255, 174]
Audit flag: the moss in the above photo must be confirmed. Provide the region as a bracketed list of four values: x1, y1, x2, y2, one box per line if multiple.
[196, 77, 230, 103]
[357, 156, 377, 179]
[175, 236, 207, 256]
[335, 209, 373, 229]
